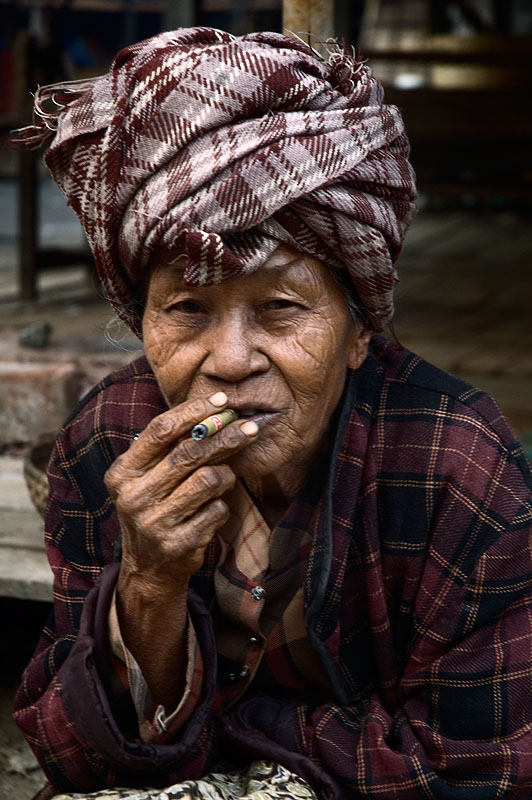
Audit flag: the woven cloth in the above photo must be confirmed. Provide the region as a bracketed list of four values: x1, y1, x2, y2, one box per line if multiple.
[50, 761, 317, 800]
[13, 28, 416, 335]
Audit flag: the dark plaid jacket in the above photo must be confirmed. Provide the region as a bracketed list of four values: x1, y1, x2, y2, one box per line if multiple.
[13, 336, 532, 798]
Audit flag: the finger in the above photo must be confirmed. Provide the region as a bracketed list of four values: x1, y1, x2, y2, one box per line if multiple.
[144, 417, 258, 497]
[129, 497, 231, 577]
[165, 464, 236, 524]
[106, 391, 229, 488]
[168, 497, 231, 563]
[132, 391, 230, 467]
[114, 464, 235, 523]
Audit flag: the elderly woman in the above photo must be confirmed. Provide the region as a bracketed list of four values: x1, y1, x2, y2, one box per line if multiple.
[12, 27, 532, 800]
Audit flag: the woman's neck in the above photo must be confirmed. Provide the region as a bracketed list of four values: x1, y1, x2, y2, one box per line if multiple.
[244, 472, 295, 528]
[243, 433, 329, 527]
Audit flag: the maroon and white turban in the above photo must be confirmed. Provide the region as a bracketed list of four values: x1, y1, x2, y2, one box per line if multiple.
[14, 27, 416, 335]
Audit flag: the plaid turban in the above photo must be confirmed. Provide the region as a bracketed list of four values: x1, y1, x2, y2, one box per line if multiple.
[13, 27, 416, 335]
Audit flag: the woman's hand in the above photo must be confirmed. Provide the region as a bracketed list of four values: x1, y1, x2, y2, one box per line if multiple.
[103, 392, 258, 709]
[104, 391, 258, 593]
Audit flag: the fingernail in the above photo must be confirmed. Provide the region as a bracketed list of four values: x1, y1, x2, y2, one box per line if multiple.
[240, 420, 259, 437]
[209, 391, 227, 407]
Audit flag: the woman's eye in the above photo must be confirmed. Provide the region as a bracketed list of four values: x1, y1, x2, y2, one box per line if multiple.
[171, 300, 204, 314]
[263, 299, 300, 311]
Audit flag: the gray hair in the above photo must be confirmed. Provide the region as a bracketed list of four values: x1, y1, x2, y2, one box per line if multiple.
[329, 266, 371, 329]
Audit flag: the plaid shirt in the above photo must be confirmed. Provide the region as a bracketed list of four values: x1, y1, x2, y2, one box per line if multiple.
[13, 336, 532, 798]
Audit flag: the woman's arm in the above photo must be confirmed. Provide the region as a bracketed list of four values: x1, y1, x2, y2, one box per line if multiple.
[13, 548, 218, 792]
[12, 383, 257, 792]
[104, 392, 254, 710]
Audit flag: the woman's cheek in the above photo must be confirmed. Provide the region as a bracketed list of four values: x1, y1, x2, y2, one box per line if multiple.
[294, 319, 344, 380]
[144, 317, 184, 368]
[143, 335, 191, 407]
[143, 314, 166, 366]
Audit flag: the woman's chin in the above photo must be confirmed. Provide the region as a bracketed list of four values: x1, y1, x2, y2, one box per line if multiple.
[228, 440, 286, 480]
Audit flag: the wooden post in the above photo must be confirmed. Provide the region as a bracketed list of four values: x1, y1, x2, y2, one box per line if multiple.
[123, 0, 138, 47]
[18, 151, 39, 301]
[14, 30, 38, 301]
[282, 0, 335, 44]
[309, 0, 335, 41]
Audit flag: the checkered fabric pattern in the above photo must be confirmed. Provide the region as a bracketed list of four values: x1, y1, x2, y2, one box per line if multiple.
[12, 28, 416, 334]
[108, 480, 327, 741]
[13, 337, 532, 798]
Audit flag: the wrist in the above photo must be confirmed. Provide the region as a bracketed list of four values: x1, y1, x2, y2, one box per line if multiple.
[118, 558, 190, 602]
[116, 569, 189, 664]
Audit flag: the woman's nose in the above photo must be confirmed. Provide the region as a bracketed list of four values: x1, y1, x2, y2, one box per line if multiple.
[200, 315, 269, 382]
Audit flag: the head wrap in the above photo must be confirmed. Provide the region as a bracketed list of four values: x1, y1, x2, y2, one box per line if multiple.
[13, 27, 416, 335]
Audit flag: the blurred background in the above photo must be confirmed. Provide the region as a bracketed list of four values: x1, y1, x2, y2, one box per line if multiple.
[0, 2, 531, 796]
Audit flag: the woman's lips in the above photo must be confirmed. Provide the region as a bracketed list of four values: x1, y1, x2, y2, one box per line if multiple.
[234, 408, 280, 427]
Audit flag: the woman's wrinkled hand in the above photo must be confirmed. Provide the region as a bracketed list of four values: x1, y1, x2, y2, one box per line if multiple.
[104, 392, 258, 595]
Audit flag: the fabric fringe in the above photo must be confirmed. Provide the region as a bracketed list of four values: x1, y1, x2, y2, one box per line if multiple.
[325, 40, 367, 95]
[283, 31, 366, 96]
[9, 77, 99, 150]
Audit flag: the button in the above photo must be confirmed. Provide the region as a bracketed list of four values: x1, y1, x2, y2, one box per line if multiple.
[251, 586, 266, 600]
[229, 665, 249, 681]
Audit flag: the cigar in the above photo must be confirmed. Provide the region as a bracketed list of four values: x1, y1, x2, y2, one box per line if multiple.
[191, 409, 238, 440]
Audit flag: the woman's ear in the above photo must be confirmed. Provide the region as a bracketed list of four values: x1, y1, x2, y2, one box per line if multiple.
[347, 329, 371, 370]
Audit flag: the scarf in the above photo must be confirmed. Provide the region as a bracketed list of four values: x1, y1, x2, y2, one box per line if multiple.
[12, 27, 416, 335]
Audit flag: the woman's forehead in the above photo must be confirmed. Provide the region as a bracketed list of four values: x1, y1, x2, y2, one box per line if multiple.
[148, 246, 325, 288]
[151, 244, 305, 270]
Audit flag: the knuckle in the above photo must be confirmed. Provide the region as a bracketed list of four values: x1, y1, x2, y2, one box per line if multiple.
[175, 437, 198, 467]
[180, 528, 201, 554]
[220, 425, 243, 447]
[148, 414, 174, 442]
[160, 526, 205, 567]
[158, 535, 178, 559]
[104, 470, 116, 493]
[112, 454, 125, 470]
[189, 396, 215, 421]
[208, 498, 229, 522]
[167, 448, 181, 468]
[195, 466, 221, 492]
[105, 455, 136, 495]
[217, 464, 236, 489]
[114, 485, 140, 516]
[104, 464, 121, 494]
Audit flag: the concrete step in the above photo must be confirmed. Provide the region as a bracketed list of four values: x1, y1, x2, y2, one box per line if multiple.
[0, 457, 52, 602]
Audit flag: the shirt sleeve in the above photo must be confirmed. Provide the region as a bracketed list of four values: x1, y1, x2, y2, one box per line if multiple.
[108, 589, 204, 743]
[12, 415, 219, 793]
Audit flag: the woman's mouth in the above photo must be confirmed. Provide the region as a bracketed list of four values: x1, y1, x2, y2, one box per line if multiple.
[238, 408, 261, 418]
[235, 408, 279, 426]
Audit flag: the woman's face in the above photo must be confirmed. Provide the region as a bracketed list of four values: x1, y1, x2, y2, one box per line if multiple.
[142, 246, 370, 497]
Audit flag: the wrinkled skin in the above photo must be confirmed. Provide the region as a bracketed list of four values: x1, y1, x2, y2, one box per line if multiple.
[142, 246, 370, 501]
[104, 245, 370, 708]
